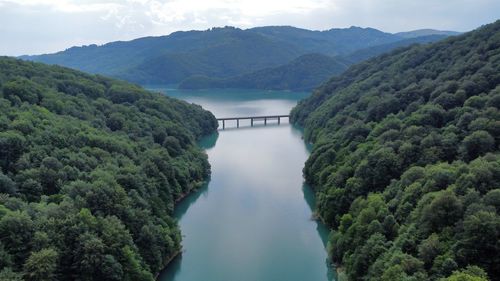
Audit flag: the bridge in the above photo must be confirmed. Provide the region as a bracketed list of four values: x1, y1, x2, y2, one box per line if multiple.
[217, 115, 290, 129]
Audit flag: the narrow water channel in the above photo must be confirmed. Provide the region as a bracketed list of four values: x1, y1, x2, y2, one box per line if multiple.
[150, 87, 335, 281]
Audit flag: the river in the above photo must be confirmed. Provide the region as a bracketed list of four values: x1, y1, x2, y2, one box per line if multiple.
[149, 87, 335, 281]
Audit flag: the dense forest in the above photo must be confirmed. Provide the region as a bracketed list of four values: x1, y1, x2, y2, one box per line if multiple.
[179, 35, 448, 91]
[291, 20, 500, 281]
[178, 53, 350, 91]
[23, 26, 451, 86]
[0, 57, 218, 280]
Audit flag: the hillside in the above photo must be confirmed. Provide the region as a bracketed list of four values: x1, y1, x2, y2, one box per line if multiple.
[22, 26, 411, 85]
[180, 35, 449, 91]
[395, 29, 461, 38]
[342, 34, 449, 65]
[249, 26, 400, 56]
[178, 53, 350, 91]
[0, 57, 217, 280]
[291, 20, 500, 281]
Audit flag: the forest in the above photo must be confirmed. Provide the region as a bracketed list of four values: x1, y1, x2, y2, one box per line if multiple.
[0, 57, 218, 280]
[24, 26, 449, 87]
[179, 35, 447, 91]
[291, 20, 500, 281]
[178, 53, 350, 91]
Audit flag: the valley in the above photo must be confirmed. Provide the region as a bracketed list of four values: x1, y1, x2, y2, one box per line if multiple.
[0, 5, 498, 280]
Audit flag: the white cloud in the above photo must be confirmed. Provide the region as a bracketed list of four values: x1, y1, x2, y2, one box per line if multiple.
[1, 0, 499, 56]
[0, 0, 121, 12]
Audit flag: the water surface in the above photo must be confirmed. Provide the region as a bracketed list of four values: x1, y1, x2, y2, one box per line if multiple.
[150, 87, 335, 281]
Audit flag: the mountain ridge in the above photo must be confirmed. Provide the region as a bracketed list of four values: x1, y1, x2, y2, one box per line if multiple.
[179, 34, 449, 91]
[21, 25, 457, 86]
[395, 28, 461, 38]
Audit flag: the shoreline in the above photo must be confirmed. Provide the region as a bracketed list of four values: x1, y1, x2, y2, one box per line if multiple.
[305, 183, 343, 281]
[174, 180, 206, 204]
[155, 248, 183, 279]
[155, 179, 208, 279]
[156, 134, 214, 279]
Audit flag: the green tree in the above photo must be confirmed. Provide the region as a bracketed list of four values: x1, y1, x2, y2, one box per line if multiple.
[441, 266, 489, 281]
[23, 248, 59, 281]
[461, 131, 495, 161]
[0, 212, 34, 268]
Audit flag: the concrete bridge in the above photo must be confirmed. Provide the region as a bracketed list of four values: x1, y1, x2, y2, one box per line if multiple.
[217, 115, 290, 129]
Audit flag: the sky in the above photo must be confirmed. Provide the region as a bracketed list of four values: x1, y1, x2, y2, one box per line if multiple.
[1, 0, 499, 56]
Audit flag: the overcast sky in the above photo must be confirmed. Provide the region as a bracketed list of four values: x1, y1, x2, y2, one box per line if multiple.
[1, 0, 499, 56]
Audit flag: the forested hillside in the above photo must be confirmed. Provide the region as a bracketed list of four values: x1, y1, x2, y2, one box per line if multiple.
[0, 57, 217, 280]
[178, 53, 350, 91]
[180, 35, 448, 91]
[395, 29, 460, 39]
[22, 26, 426, 86]
[291, 20, 500, 281]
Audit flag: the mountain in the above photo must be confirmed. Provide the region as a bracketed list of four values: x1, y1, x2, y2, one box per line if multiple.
[0, 57, 217, 280]
[179, 53, 350, 91]
[21, 26, 406, 85]
[250, 26, 400, 56]
[291, 20, 500, 281]
[395, 29, 461, 38]
[342, 34, 449, 64]
[180, 35, 449, 91]
[21, 27, 303, 85]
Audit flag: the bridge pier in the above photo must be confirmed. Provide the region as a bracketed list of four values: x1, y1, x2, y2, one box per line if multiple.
[251, 118, 254, 127]
[278, 117, 280, 125]
[264, 117, 267, 125]
[222, 120, 225, 130]
[237, 119, 239, 128]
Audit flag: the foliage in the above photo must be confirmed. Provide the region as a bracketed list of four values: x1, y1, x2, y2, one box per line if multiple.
[0, 57, 217, 280]
[178, 53, 350, 91]
[24, 26, 428, 86]
[441, 266, 489, 281]
[292, 20, 500, 280]
[179, 36, 449, 91]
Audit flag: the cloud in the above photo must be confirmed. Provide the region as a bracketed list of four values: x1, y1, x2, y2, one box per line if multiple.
[0, 0, 120, 12]
[1, 0, 499, 56]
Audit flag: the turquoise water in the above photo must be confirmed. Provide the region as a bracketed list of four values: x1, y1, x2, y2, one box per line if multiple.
[150, 87, 335, 281]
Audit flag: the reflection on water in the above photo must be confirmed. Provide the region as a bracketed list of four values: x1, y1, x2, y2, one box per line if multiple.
[152, 87, 335, 281]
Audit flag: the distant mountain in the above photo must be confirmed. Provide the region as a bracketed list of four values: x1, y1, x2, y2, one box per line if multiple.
[179, 53, 350, 91]
[395, 29, 461, 38]
[180, 34, 449, 91]
[250, 26, 400, 56]
[343, 34, 449, 63]
[22, 27, 302, 84]
[22, 26, 458, 87]
[22, 26, 404, 85]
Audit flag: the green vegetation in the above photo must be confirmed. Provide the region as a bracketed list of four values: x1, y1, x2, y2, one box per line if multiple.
[0, 57, 217, 280]
[178, 53, 350, 91]
[180, 35, 448, 91]
[291, 20, 500, 281]
[24, 26, 428, 86]
[395, 29, 460, 39]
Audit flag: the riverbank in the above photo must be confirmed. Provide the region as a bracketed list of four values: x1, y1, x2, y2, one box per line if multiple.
[156, 136, 216, 278]
[155, 248, 183, 279]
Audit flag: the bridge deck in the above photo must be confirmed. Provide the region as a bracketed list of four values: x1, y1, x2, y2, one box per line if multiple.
[216, 115, 290, 121]
[216, 115, 290, 129]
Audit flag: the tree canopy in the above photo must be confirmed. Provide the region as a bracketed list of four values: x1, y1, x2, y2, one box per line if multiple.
[0, 57, 218, 280]
[291, 20, 500, 280]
